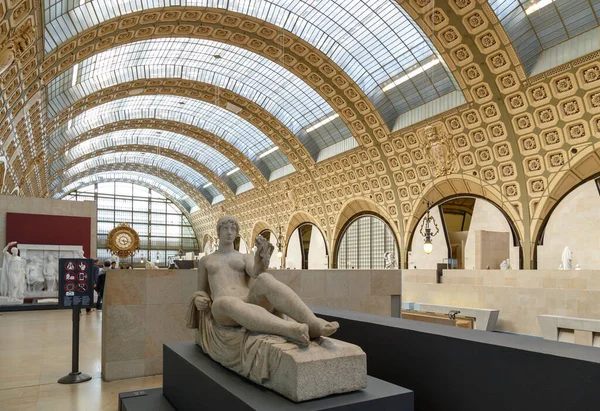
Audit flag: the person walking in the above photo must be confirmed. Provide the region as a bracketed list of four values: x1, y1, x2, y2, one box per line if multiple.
[86, 258, 100, 314]
[96, 260, 110, 310]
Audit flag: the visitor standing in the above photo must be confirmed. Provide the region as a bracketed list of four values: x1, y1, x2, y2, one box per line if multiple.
[86, 258, 100, 314]
[96, 260, 110, 310]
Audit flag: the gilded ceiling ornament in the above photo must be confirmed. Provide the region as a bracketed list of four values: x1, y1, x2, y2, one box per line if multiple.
[531, 179, 545, 193]
[106, 223, 141, 258]
[418, 124, 459, 178]
[582, 66, 600, 84]
[0, 22, 35, 76]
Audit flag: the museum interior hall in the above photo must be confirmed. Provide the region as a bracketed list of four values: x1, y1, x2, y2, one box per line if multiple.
[0, 1, 599, 410]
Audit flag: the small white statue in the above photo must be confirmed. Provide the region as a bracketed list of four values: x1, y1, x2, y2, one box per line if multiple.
[383, 251, 397, 269]
[1, 241, 25, 299]
[43, 254, 58, 292]
[500, 259, 511, 270]
[25, 256, 45, 292]
[575, 264, 581, 271]
[561, 246, 573, 270]
[144, 261, 159, 270]
[75, 249, 85, 259]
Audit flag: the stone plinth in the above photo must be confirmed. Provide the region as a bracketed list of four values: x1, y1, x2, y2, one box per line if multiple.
[101, 269, 198, 381]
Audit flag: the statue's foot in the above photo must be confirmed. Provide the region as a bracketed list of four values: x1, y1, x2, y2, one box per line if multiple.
[309, 318, 340, 339]
[288, 323, 310, 347]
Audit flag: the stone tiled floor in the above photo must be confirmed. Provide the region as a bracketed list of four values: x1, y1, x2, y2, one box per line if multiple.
[0, 310, 162, 410]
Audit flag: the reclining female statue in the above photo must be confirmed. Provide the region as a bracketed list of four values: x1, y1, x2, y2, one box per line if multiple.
[187, 215, 338, 345]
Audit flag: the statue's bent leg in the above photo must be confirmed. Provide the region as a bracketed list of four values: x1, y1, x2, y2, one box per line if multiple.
[211, 296, 309, 346]
[247, 273, 339, 339]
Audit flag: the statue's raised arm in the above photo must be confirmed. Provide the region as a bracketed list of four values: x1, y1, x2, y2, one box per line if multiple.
[247, 235, 274, 278]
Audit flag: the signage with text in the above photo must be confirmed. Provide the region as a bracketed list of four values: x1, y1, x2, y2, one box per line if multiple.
[59, 258, 93, 308]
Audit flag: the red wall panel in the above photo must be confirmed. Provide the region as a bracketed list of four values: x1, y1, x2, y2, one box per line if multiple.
[6, 213, 92, 257]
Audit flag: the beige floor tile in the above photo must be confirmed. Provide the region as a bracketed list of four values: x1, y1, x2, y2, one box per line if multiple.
[0, 310, 163, 410]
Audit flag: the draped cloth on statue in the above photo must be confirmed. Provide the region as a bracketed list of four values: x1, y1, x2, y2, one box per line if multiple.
[186, 291, 293, 384]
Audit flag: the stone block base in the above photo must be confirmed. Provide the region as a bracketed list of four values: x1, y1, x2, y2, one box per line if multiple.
[163, 341, 413, 410]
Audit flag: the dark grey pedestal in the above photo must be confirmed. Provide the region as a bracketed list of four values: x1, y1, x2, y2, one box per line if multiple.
[119, 388, 174, 411]
[163, 341, 413, 411]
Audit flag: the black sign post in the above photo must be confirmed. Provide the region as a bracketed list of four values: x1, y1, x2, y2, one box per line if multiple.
[58, 258, 94, 384]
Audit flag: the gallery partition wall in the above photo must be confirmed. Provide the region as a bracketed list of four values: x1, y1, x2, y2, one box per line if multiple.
[65, 182, 199, 266]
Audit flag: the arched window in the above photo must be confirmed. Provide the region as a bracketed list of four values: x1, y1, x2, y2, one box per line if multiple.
[336, 215, 398, 269]
[286, 223, 328, 269]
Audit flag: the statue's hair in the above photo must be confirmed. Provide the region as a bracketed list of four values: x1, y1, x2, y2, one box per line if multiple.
[216, 215, 240, 238]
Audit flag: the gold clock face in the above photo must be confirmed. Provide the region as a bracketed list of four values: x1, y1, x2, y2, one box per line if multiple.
[115, 232, 133, 250]
[107, 223, 140, 258]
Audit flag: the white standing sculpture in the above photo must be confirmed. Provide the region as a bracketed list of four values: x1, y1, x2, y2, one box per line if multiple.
[383, 251, 397, 269]
[144, 260, 159, 270]
[25, 256, 45, 292]
[561, 246, 573, 270]
[1, 241, 25, 299]
[43, 254, 58, 292]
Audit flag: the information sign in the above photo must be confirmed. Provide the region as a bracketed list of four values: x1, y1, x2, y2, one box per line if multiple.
[59, 258, 93, 308]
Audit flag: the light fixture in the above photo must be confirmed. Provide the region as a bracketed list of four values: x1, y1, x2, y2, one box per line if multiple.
[525, 0, 554, 15]
[305, 113, 339, 132]
[140, 256, 144, 264]
[155, 254, 160, 264]
[420, 200, 439, 254]
[382, 59, 441, 92]
[71, 63, 79, 87]
[275, 226, 284, 261]
[259, 146, 279, 158]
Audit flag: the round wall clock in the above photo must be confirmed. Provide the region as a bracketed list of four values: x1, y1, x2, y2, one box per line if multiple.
[106, 223, 141, 258]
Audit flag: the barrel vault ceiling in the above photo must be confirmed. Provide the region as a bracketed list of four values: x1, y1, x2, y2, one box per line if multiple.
[1, 0, 600, 268]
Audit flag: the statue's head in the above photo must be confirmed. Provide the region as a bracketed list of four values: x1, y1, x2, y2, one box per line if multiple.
[10, 247, 18, 256]
[30, 256, 38, 263]
[217, 215, 240, 244]
[424, 125, 437, 140]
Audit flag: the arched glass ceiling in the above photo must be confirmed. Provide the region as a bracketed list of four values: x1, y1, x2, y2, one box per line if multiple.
[48, 152, 224, 204]
[53, 171, 200, 213]
[48, 129, 252, 194]
[490, 0, 600, 74]
[42, 0, 459, 129]
[46, 38, 353, 160]
[48, 94, 291, 180]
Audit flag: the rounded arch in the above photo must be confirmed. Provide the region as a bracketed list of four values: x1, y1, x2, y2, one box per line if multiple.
[47, 79, 313, 172]
[332, 198, 401, 251]
[405, 175, 524, 250]
[284, 211, 324, 246]
[47, 164, 209, 209]
[51, 145, 236, 199]
[40, 7, 390, 157]
[406, 193, 523, 270]
[47, 118, 267, 187]
[250, 221, 271, 248]
[285, 221, 329, 269]
[332, 211, 401, 270]
[56, 175, 196, 218]
[531, 144, 600, 250]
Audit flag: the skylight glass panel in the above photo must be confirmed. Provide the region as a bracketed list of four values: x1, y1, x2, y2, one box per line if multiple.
[46, 94, 291, 178]
[52, 171, 199, 212]
[489, 0, 600, 74]
[45, 38, 352, 160]
[49, 152, 223, 203]
[48, 128, 251, 191]
[42, 0, 458, 132]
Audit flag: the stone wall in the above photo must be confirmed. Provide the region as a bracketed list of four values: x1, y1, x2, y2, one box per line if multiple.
[101, 269, 197, 381]
[271, 269, 402, 317]
[403, 269, 600, 336]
